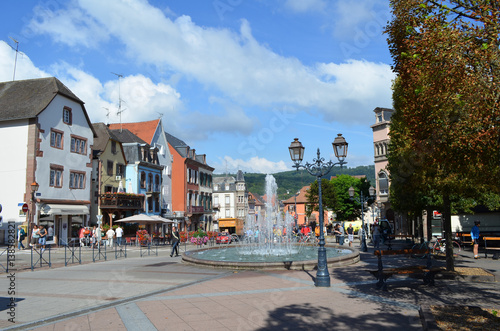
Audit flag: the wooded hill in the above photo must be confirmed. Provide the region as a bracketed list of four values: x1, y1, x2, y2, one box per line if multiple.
[215, 165, 375, 200]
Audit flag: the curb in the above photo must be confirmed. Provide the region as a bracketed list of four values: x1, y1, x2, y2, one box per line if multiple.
[419, 305, 440, 331]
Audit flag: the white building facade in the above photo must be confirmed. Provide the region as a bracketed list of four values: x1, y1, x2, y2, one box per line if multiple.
[0, 77, 94, 245]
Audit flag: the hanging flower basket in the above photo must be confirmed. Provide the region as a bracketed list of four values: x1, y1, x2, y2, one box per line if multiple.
[137, 230, 150, 246]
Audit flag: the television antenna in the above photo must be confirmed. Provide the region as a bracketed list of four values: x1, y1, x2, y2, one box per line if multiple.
[111, 72, 126, 131]
[102, 107, 111, 123]
[8, 37, 19, 81]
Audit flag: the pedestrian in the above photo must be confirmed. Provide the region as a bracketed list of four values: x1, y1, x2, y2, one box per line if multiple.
[170, 226, 180, 257]
[115, 225, 123, 246]
[17, 226, 26, 250]
[333, 224, 340, 244]
[347, 223, 354, 247]
[338, 224, 345, 245]
[372, 223, 381, 250]
[38, 225, 47, 252]
[30, 224, 39, 248]
[78, 226, 86, 247]
[471, 220, 480, 259]
[96, 225, 102, 247]
[106, 227, 115, 248]
[91, 226, 97, 248]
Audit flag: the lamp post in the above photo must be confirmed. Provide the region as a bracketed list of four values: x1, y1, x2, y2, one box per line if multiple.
[29, 181, 39, 245]
[288, 134, 348, 287]
[294, 190, 299, 228]
[348, 185, 375, 252]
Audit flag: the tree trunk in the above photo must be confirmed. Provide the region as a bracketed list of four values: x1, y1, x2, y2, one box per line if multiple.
[443, 195, 454, 271]
[426, 207, 433, 243]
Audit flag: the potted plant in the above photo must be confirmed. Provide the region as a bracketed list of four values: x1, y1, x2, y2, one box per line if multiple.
[190, 229, 209, 247]
[137, 229, 150, 246]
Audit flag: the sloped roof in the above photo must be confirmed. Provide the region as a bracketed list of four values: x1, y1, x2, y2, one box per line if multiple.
[248, 192, 265, 206]
[165, 131, 189, 157]
[0, 77, 84, 121]
[282, 185, 310, 204]
[110, 129, 147, 144]
[236, 170, 245, 182]
[92, 123, 119, 152]
[108, 119, 160, 144]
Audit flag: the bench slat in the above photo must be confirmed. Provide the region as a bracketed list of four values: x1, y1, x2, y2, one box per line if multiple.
[374, 248, 428, 256]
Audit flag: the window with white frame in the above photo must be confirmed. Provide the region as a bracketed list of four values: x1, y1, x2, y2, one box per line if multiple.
[69, 171, 85, 189]
[70, 136, 87, 155]
[50, 165, 63, 188]
[50, 129, 63, 149]
[225, 195, 230, 205]
[63, 106, 72, 125]
[378, 172, 389, 195]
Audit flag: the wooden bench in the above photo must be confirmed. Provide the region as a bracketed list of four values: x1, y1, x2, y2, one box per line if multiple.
[483, 237, 500, 259]
[368, 249, 442, 291]
[457, 233, 473, 246]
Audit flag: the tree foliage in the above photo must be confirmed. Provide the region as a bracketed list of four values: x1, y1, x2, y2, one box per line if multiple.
[306, 175, 375, 223]
[217, 165, 375, 199]
[386, 0, 500, 270]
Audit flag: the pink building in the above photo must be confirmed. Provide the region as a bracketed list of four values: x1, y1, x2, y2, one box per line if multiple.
[371, 107, 395, 227]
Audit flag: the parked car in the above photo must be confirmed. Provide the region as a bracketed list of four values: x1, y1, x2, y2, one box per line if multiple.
[216, 232, 232, 244]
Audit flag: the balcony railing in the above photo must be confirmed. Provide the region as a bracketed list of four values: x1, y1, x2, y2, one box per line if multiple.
[99, 193, 144, 209]
[188, 206, 205, 214]
[146, 184, 161, 193]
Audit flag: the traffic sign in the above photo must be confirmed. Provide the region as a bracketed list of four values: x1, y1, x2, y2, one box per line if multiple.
[22, 203, 29, 213]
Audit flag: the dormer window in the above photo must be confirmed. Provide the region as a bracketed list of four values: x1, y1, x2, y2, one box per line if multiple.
[63, 106, 72, 125]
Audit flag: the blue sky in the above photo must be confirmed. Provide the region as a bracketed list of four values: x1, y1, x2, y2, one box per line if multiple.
[0, 0, 394, 174]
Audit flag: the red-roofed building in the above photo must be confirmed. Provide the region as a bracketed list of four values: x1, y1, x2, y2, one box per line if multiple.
[108, 119, 176, 221]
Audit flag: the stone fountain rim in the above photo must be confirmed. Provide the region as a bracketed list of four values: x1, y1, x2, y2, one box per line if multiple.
[181, 244, 360, 270]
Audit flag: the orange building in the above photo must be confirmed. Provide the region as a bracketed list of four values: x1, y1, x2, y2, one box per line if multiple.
[165, 133, 214, 232]
[282, 185, 334, 229]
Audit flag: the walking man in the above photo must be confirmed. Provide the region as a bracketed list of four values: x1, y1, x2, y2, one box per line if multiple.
[106, 227, 115, 248]
[471, 220, 480, 259]
[170, 226, 180, 257]
[115, 225, 123, 246]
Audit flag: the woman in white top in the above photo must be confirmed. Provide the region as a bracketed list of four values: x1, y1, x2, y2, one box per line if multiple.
[30, 225, 40, 247]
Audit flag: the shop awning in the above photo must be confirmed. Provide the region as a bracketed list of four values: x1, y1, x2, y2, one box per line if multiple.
[41, 204, 89, 215]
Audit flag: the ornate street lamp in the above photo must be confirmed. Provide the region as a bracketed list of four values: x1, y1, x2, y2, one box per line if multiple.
[349, 185, 375, 252]
[288, 134, 348, 287]
[29, 181, 39, 245]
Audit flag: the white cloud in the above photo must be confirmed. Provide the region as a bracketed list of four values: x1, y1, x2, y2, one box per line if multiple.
[28, 4, 109, 48]
[216, 155, 289, 174]
[26, 0, 393, 127]
[0, 41, 49, 81]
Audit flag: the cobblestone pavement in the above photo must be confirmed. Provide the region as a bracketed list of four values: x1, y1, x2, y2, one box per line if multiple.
[0, 239, 498, 330]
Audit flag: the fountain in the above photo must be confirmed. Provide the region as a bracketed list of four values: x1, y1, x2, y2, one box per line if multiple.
[183, 175, 359, 270]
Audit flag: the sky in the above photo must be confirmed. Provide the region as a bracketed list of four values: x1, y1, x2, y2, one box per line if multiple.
[0, 0, 394, 174]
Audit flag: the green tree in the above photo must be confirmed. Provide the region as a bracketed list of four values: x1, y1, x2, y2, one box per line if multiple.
[305, 179, 336, 217]
[387, 0, 500, 270]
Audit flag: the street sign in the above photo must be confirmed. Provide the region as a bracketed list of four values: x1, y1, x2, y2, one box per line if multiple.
[22, 203, 29, 213]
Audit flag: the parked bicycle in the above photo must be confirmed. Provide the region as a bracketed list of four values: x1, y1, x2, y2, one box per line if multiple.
[411, 238, 461, 259]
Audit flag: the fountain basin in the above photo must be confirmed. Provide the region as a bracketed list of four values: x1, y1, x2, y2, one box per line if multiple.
[182, 244, 360, 270]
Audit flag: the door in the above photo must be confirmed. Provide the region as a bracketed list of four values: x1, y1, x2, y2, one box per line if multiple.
[60, 218, 68, 245]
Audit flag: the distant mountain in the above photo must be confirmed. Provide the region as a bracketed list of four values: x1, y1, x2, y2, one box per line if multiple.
[215, 165, 375, 200]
